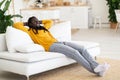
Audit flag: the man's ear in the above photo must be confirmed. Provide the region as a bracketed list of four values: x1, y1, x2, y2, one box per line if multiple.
[24, 22, 28, 26]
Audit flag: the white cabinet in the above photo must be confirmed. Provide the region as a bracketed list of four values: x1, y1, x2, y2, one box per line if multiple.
[55, 6, 90, 29]
[20, 6, 90, 29]
[20, 8, 60, 22]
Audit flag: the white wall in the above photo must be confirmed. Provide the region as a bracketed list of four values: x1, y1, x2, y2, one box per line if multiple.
[13, 0, 24, 21]
[90, 0, 109, 23]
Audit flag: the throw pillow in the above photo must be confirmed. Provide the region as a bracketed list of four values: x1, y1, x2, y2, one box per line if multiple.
[15, 44, 45, 53]
[5, 27, 34, 53]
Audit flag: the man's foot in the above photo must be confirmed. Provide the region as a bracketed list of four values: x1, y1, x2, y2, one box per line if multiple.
[94, 63, 110, 77]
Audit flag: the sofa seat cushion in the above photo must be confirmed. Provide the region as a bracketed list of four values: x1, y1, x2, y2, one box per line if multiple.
[70, 41, 100, 57]
[0, 41, 100, 63]
[71, 41, 99, 49]
[0, 52, 66, 63]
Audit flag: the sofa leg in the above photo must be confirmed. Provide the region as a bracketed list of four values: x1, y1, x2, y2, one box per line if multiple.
[26, 75, 29, 80]
[95, 56, 97, 60]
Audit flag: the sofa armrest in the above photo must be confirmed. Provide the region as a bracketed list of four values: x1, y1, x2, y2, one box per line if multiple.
[0, 34, 7, 51]
[49, 21, 71, 41]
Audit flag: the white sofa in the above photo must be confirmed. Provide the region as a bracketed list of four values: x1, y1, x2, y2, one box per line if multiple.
[0, 21, 100, 80]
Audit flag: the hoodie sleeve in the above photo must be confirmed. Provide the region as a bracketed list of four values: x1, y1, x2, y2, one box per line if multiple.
[42, 20, 53, 29]
[13, 22, 29, 33]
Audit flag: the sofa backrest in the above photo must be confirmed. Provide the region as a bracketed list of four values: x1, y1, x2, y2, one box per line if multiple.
[0, 34, 7, 51]
[0, 21, 71, 52]
[49, 21, 71, 41]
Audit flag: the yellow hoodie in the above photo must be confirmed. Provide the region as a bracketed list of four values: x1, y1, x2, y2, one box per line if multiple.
[13, 20, 57, 51]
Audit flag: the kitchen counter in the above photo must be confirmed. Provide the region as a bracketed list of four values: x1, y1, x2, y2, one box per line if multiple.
[21, 4, 90, 11]
[21, 7, 59, 11]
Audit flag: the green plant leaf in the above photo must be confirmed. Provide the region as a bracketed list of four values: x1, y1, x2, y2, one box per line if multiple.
[0, 0, 24, 33]
[3, 0, 11, 12]
[8, 20, 14, 26]
[0, 9, 4, 15]
[112, 0, 116, 2]
[5, 15, 12, 21]
[0, 20, 6, 33]
[106, 0, 120, 23]
[11, 14, 23, 18]
[0, 0, 6, 8]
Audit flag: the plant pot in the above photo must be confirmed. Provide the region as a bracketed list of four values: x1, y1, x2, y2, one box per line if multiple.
[110, 22, 117, 29]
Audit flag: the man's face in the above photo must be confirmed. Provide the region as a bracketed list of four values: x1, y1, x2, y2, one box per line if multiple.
[31, 17, 39, 27]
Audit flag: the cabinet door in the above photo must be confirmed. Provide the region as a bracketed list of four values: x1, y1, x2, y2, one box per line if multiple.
[58, 7, 89, 29]
[20, 9, 60, 22]
[59, 7, 71, 21]
[20, 10, 47, 22]
[72, 7, 88, 28]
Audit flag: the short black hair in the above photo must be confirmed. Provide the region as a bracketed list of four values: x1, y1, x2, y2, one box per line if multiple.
[27, 16, 48, 34]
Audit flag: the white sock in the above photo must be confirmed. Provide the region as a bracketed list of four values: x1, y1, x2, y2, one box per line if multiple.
[94, 63, 110, 77]
[99, 63, 110, 76]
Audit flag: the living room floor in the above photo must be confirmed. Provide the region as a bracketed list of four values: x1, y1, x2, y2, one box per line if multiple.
[72, 27, 120, 60]
[0, 27, 120, 80]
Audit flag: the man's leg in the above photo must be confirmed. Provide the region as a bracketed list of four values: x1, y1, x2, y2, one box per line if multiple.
[63, 42, 99, 70]
[49, 42, 95, 73]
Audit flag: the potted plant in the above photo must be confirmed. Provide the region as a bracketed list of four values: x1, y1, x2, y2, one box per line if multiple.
[0, 0, 22, 33]
[106, 0, 120, 29]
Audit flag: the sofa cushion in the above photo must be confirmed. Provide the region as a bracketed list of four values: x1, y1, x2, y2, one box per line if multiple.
[71, 41, 100, 57]
[5, 27, 34, 53]
[15, 44, 45, 53]
[49, 21, 71, 41]
[0, 52, 66, 63]
[0, 41, 100, 63]
[70, 41, 99, 49]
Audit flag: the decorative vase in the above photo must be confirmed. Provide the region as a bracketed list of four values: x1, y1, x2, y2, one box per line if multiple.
[110, 22, 117, 29]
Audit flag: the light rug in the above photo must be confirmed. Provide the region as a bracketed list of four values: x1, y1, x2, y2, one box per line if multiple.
[31, 57, 120, 80]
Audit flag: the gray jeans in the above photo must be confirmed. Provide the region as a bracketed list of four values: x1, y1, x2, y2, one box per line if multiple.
[49, 42, 99, 74]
